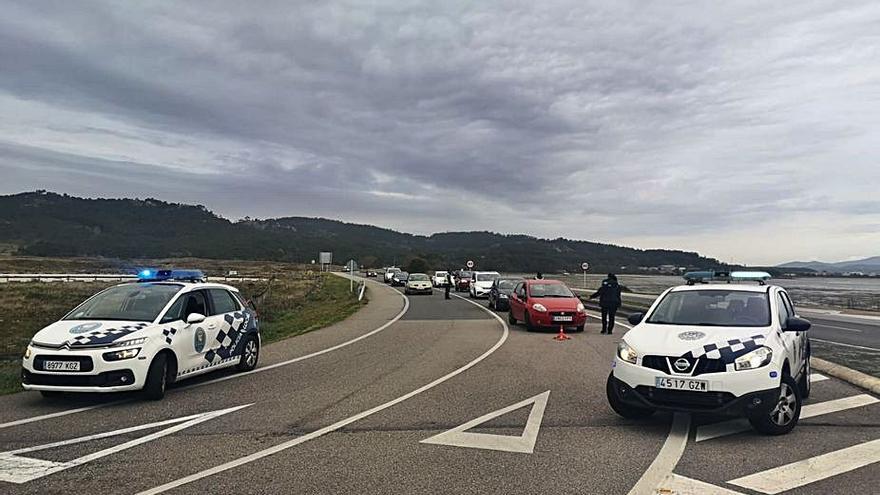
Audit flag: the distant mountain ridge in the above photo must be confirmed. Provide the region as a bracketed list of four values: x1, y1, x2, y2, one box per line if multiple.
[0, 191, 730, 272]
[778, 256, 880, 273]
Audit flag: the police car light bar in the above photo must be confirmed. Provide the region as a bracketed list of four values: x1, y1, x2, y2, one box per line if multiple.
[684, 270, 771, 285]
[137, 269, 205, 283]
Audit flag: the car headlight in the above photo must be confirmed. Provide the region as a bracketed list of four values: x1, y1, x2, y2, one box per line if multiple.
[576, 302, 585, 312]
[734, 346, 773, 371]
[617, 341, 638, 364]
[103, 348, 141, 361]
[111, 337, 148, 348]
[532, 303, 547, 312]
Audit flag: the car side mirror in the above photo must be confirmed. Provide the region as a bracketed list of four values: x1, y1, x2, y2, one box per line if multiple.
[186, 313, 206, 325]
[627, 313, 645, 326]
[784, 316, 811, 332]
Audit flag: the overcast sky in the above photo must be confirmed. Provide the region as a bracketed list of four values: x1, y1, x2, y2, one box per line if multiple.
[1, 1, 878, 265]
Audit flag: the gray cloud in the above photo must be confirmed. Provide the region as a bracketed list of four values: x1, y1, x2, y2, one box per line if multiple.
[1, 0, 879, 264]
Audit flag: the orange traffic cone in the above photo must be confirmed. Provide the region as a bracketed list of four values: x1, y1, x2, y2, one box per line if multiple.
[554, 325, 571, 341]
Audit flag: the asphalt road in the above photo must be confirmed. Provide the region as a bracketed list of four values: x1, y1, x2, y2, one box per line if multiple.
[0, 278, 878, 494]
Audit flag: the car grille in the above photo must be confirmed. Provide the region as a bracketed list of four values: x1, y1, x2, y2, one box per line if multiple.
[634, 386, 736, 410]
[33, 355, 94, 373]
[641, 356, 727, 376]
[22, 369, 134, 387]
[550, 311, 575, 318]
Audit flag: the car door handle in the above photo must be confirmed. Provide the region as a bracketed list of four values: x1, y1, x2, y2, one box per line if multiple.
[207, 323, 217, 329]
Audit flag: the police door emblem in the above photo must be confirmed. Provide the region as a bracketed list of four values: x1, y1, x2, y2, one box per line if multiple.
[194, 328, 207, 353]
[678, 331, 706, 341]
[69, 322, 102, 334]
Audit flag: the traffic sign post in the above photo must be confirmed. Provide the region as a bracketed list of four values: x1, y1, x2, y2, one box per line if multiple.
[466, 260, 474, 269]
[581, 262, 590, 288]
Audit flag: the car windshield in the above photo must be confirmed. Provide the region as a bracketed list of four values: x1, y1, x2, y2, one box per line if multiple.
[398, 272, 409, 278]
[498, 279, 519, 290]
[459, 271, 473, 278]
[529, 283, 574, 298]
[409, 274, 429, 281]
[435, 271, 447, 276]
[475, 272, 500, 282]
[64, 283, 183, 322]
[647, 290, 771, 327]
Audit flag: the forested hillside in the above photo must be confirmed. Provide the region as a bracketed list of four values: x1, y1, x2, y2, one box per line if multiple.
[0, 191, 729, 272]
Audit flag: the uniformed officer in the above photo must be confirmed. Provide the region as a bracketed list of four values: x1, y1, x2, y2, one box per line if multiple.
[590, 273, 622, 334]
[445, 271, 453, 299]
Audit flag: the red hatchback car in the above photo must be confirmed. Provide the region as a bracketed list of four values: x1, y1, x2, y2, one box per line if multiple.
[508, 279, 587, 332]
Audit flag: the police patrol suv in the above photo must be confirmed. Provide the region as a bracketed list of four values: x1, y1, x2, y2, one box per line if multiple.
[607, 271, 812, 435]
[21, 269, 260, 400]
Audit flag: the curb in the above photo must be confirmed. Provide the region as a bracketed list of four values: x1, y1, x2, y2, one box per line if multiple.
[812, 357, 880, 396]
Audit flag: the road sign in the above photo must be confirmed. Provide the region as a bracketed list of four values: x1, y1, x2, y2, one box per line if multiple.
[466, 260, 474, 269]
[581, 262, 590, 271]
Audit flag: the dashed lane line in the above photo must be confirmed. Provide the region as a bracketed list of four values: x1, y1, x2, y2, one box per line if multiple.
[137, 292, 509, 495]
[696, 393, 879, 442]
[729, 438, 880, 494]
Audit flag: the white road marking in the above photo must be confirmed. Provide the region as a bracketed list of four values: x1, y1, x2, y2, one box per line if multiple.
[0, 283, 407, 430]
[585, 312, 633, 330]
[657, 474, 746, 494]
[137, 292, 509, 495]
[186, 280, 410, 389]
[626, 413, 691, 495]
[729, 438, 880, 494]
[811, 338, 880, 352]
[0, 404, 251, 484]
[696, 393, 879, 442]
[0, 401, 124, 430]
[811, 372, 829, 382]
[420, 391, 549, 454]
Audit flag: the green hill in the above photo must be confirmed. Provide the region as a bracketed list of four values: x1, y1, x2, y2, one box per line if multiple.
[0, 191, 730, 272]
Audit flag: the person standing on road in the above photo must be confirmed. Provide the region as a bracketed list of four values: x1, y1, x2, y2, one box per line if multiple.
[445, 271, 453, 299]
[590, 273, 622, 334]
[535, 271, 544, 280]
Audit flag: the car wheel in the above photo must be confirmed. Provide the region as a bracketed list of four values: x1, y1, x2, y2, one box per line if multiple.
[143, 353, 169, 401]
[237, 334, 260, 372]
[748, 374, 801, 435]
[606, 374, 655, 419]
[524, 312, 536, 332]
[575, 324, 585, 333]
[508, 310, 517, 326]
[798, 349, 811, 399]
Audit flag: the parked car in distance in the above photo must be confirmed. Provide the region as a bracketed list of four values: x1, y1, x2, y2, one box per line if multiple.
[391, 271, 410, 287]
[507, 279, 587, 332]
[488, 277, 522, 311]
[455, 270, 473, 292]
[470, 271, 501, 299]
[405, 273, 433, 295]
[365, 270, 378, 277]
[433, 271, 450, 287]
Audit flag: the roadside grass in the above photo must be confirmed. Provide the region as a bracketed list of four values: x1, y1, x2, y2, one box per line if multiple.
[0, 271, 364, 395]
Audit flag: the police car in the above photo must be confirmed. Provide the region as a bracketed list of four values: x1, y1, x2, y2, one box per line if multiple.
[21, 269, 261, 400]
[607, 271, 812, 435]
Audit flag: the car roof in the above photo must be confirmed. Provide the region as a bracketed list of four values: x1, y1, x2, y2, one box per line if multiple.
[525, 279, 564, 285]
[115, 281, 242, 292]
[669, 283, 773, 293]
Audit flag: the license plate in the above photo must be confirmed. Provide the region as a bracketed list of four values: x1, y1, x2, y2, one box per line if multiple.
[655, 377, 708, 392]
[553, 316, 573, 322]
[43, 360, 80, 371]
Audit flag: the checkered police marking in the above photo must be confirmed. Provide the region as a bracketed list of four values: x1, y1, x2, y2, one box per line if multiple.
[203, 312, 251, 365]
[162, 327, 177, 345]
[682, 334, 766, 366]
[70, 323, 149, 346]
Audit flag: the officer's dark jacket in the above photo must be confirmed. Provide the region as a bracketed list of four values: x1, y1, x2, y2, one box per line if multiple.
[590, 279, 622, 308]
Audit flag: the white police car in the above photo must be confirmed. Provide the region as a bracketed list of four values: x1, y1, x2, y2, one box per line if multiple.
[607, 272, 811, 435]
[21, 269, 261, 400]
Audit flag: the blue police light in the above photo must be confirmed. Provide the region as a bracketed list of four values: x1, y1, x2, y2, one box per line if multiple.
[137, 269, 205, 282]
